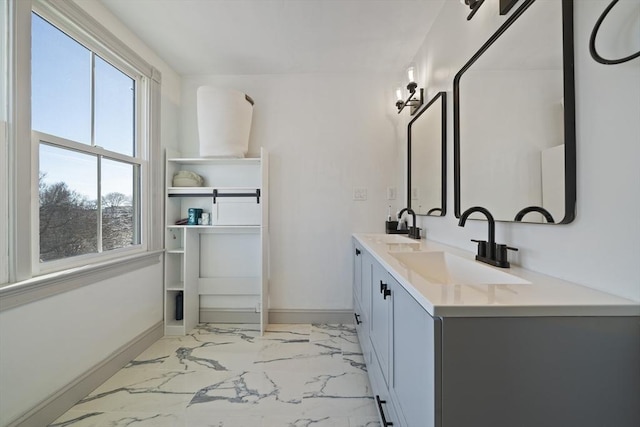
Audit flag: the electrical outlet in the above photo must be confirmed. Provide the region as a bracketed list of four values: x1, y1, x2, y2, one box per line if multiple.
[411, 187, 419, 200]
[387, 187, 397, 200]
[353, 187, 368, 201]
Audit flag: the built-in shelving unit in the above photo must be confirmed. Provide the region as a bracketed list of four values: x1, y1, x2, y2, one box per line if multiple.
[164, 149, 269, 335]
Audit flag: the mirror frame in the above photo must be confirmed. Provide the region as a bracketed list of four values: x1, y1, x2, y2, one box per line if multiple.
[453, 0, 576, 224]
[407, 91, 447, 216]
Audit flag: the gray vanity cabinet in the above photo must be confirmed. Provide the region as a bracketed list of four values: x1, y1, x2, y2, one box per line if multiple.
[353, 243, 363, 304]
[353, 242, 372, 367]
[353, 243, 400, 425]
[370, 260, 393, 386]
[353, 237, 640, 427]
[390, 283, 440, 427]
[355, 243, 438, 427]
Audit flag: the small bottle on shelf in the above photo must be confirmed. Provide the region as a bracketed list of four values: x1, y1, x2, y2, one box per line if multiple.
[175, 291, 184, 321]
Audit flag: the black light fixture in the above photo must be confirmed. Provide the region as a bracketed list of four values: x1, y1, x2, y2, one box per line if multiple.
[462, 0, 520, 20]
[461, 0, 485, 20]
[499, 0, 519, 15]
[395, 65, 423, 115]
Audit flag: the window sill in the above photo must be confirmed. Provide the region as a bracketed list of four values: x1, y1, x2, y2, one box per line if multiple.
[0, 250, 163, 312]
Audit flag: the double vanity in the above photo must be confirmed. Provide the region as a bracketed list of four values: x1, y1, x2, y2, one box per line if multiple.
[353, 233, 639, 427]
[368, 1, 639, 425]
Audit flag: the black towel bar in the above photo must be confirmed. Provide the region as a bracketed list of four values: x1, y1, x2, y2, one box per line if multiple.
[213, 189, 260, 204]
[168, 189, 261, 204]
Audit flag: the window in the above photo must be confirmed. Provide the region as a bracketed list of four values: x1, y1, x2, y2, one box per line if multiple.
[4, 0, 160, 287]
[30, 10, 146, 272]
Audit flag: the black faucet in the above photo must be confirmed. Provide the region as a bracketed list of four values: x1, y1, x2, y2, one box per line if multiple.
[398, 207, 420, 239]
[514, 206, 555, 223]
[458, 206, 517, 268]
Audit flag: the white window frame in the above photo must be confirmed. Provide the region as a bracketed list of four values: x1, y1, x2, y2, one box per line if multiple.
[3, 0, 162, 292]
[0, 118, 7, 285]
[30, 7, 150, 275]
[1, 0, 10, 286]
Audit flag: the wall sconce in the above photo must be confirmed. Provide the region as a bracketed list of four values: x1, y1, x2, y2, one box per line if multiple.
[499, 0, 519, 15]
[461, 0, 519, 20]
[396, 65, 424, 115]
[461, 0, 485, 20]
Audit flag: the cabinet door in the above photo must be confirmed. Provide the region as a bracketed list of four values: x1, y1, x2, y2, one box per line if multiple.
[370, 260, 392, 386]
[353, 241, 363, 304]
[361, 251, 373, 323]
[391, 282, 440, 427]
[358, 251, 373, 365]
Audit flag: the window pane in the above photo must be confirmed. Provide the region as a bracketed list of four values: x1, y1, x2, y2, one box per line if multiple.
[39, 144, 97, 262]
[101, 159, 140, 251]
[95, 56, 135, 156]
[31, 13, 91, 144]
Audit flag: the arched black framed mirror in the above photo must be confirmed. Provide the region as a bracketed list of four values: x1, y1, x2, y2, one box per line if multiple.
[408, 91, 447, 216]
[454, 0, 576, 224]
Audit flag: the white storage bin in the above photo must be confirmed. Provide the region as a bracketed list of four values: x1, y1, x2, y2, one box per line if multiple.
[212, 193, 261, 226]
[197, 86, 254, 158]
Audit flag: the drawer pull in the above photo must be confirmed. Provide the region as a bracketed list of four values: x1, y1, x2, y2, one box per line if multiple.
[354, 313, 362, 325]
[375, 395, 394, 426]
[380, 280, 387, 294]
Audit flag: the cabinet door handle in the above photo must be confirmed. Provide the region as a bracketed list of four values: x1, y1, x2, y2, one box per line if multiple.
[383, 288, 391, 299]
[355, 248, 361, 256]
[354, 313, 362, 325]
[375, 395, 394, 426]
[380, 280, 387, 294]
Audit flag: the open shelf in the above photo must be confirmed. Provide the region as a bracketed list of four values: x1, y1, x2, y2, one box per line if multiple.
[168, 187, 215, 196]
[167, 157, 260, 165]
[166, 248, 185, 254]
[166, 282, 184, 291]
[164, 148, 268, 336]
[166, 225, 260, 230]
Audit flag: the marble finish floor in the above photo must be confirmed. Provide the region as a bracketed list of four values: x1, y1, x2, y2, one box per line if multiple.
[52, 324, 380, 427]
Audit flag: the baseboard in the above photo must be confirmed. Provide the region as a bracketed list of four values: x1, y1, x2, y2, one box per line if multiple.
[199, 308, 260, 323]
[268, 309, 354, 324]
[9, 321, 163, 427]
[198, 309, 355, 325]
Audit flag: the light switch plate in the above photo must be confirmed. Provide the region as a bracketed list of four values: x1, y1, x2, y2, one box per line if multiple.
[411, 187, 419, 200]
[387, 187, 397, 200]
[353, 187, 368, 201]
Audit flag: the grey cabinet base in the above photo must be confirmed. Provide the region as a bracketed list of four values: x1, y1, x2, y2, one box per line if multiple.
[441, 316, 640, 427]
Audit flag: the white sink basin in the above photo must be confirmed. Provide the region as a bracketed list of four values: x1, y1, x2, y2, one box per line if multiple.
[390, 251, 531, 286]
[385, 242, 421, 252]
[364, 234, 415, 244]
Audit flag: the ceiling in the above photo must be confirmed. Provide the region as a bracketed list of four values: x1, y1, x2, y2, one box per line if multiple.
[99, 0, 445, 76]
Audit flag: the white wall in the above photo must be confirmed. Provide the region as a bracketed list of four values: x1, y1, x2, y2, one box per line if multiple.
[409, 0, 640, 301]
[181, 73, 401, 310]
[0, 1, 182, 425]
[0, 263, 163, 426]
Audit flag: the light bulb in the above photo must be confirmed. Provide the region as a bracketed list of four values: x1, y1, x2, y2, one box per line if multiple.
[407, 66, 416, 84]
[396, 87, 403, 101]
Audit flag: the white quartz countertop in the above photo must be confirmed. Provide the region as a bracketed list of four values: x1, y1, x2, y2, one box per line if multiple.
[353, 233, 640, 317]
